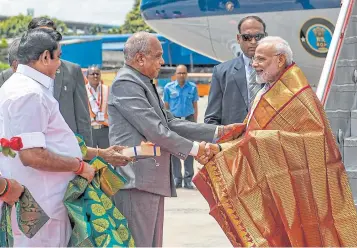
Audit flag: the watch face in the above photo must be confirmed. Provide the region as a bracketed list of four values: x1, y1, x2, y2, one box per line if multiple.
[300, 18, 335, 58]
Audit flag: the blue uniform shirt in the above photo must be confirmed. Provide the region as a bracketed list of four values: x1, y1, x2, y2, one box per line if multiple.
[163, 80, 199, 117]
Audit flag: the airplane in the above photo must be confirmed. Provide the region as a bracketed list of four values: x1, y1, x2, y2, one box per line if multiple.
[140, 0, 341, 87]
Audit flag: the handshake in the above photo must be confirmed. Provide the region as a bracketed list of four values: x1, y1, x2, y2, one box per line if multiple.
[193, 123, 242, 165]
[195, 142, 221, 165]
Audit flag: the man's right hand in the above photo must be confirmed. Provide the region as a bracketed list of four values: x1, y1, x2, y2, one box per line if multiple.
[195, 142, 220, 165]
[79, 162, 95, 182]
[1, 179, 24, 206]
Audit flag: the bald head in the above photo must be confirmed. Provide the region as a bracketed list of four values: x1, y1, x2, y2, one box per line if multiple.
[124, 31, 164, 79]
[175, 65, 188, 85]
[124, 31, 156, 63]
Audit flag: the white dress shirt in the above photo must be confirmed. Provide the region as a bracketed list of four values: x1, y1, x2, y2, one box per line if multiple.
[243, 53, 255, 101]
[0, 64, 82, 245]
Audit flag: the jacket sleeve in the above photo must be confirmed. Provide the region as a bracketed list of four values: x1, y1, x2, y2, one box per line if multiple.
[204, 66, 223, 125]
[73, 65, 93, 147]
[165, 109, 217, 142]
[110, 79, 194, 160]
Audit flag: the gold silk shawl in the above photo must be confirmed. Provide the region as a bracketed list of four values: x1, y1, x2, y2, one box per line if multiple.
[193, 64, 357, 247]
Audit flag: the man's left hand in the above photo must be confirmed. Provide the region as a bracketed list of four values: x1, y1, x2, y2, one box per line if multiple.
[217, 123, 244, 141]
[100, 146, 133, 166]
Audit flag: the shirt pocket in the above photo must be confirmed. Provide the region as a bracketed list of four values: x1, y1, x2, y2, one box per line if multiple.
[170, 91, 179, 99]
[185, 92, 194, 99]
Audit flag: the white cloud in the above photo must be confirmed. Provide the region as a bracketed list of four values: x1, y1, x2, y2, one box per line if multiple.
[0, 0, 134, 25]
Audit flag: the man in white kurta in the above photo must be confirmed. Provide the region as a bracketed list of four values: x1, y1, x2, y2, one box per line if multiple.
[0, 28, 94, 246]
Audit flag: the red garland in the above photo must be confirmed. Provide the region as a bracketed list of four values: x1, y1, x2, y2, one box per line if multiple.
[0, 137, 23, 151]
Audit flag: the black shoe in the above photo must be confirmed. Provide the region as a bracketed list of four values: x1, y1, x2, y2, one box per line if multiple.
[175, 180, 182, 188]
[184, 182, 195, 190]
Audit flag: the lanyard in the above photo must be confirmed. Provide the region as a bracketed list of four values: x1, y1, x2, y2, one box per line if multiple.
[89, 85, 102, 108]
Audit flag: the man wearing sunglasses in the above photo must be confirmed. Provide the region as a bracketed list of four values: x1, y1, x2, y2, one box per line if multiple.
[204, 16, 267, 125]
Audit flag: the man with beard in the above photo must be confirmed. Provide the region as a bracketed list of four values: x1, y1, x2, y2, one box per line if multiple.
[194, 36, 357, 247]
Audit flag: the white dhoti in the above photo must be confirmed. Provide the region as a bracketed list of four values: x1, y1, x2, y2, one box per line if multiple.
[11, 207, 72, 247]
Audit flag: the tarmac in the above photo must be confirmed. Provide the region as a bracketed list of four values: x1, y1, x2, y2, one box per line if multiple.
[163, 96, 231, 247]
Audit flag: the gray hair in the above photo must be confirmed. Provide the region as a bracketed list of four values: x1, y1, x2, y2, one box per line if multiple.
[17, 28, 62, 65]
[87, 64, 101, 76]
[258, 36, 293, 66]
[8, 38, 21, 66]
[124, 31, 154, 63]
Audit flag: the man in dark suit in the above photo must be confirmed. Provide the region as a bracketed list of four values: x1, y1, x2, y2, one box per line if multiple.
[0, 38, 21, 87]
[204, 16, 267, 125]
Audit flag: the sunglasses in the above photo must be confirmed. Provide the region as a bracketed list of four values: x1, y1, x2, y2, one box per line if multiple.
[240, 33, 266, 42]
[89, 72, 100, 76]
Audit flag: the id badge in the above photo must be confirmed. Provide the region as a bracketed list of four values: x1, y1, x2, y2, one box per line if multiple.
[96, 112, 105, 122]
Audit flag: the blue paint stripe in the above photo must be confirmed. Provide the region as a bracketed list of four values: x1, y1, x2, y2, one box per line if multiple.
[141, 0, 340, 20]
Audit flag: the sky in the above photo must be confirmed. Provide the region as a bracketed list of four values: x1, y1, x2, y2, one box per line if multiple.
[0, 0, 134, 25]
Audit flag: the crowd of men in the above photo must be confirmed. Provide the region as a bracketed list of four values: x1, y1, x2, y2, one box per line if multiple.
[0, 14, 356, 247]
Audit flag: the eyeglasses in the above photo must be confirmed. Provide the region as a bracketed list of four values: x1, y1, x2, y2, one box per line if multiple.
[89, 72, 100, 76]
[252, 54, 281, 64]
[240, 33, 266, 42]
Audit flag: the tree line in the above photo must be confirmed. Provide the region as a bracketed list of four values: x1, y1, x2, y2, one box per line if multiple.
[0, 0, 154, 68]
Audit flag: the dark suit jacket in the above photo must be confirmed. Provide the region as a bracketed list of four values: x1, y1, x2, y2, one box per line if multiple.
[0, 68, 13, 88]
[204, 55, 249, 125]
[0, 60, 92, 146]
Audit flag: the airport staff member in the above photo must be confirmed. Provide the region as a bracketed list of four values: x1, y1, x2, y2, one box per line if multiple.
[86, 65, 110, 149]
[164, 65, 199, 189]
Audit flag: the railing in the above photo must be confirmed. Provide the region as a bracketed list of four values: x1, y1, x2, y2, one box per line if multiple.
[316, 0, 356, 106]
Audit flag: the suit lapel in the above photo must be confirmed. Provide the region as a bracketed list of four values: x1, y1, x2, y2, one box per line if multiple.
[233, 55, 248, 107]
[149, 81, 168, 121]
[54, 63, 64, 101]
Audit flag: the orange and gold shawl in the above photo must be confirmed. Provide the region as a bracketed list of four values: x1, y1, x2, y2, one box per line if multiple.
[193, 64, 357, 247]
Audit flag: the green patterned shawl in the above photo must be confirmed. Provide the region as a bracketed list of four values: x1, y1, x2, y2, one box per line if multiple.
[63, 135, 135, 247]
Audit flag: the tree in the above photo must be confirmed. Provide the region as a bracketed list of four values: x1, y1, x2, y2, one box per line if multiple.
[0, 14, 68, 38]
[0, 38, 8, 49]
[119, 0, 154, 34]
[90, 25, 102, 35]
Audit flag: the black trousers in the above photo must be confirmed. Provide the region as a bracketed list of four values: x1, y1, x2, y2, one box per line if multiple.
[172, 114, 195, 186]
[92, 126, 109, 149]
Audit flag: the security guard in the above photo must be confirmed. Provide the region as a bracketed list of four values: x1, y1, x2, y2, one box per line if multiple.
[164, 65, 199, 189]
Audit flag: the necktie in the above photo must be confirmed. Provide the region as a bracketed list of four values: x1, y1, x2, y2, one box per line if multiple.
[248, 64, 261, 107]
[151, 80, 167, 119]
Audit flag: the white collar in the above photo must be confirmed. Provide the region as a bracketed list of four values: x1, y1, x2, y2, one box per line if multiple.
[16, 64, 54, 89]
[242, 53, 252, 67]
[88, 83, 102, 92]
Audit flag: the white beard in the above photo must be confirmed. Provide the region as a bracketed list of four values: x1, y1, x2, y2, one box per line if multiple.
[256, 74, 266, 84]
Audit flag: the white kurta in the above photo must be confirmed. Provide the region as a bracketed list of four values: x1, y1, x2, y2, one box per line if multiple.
[0, 64, 82, 246]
